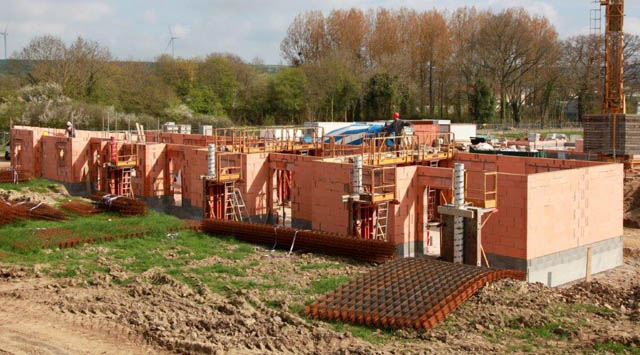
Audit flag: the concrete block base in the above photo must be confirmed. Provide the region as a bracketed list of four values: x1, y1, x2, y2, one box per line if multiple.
[395, 241, 425, 258]
[526, 236, 623, 287]
[488, 236, 622, 287]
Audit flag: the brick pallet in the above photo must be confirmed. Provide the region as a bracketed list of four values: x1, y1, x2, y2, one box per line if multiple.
[584, 114, 640, 155]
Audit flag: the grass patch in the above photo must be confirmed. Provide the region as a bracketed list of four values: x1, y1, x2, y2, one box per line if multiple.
[306, 275, 350, 294]
[0, 178, 61, 193]
[0, 210, 184, 252]
[330, 321, 394, 345]
[289, 303, 305, 314]
[592, 341, 640, 354]
[572, 303, 619, 316]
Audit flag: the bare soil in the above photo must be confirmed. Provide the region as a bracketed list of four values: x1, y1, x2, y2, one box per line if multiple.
[1, 231, 639, 354]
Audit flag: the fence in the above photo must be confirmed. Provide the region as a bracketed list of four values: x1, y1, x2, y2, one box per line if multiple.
[477, 122, 583, 132]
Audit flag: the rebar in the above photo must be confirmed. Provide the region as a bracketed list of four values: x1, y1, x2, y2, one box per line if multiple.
[59, 200, 102, 216]
[305, 257, 525, 330]
[90, 192, 148, 216]
[201, 219, 396, 263]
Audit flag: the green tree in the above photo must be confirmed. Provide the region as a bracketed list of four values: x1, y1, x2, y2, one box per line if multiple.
[469, 79, 495, 124]
[197, 55, 238, 113]
[186, 86, 224, 116]
[364, 73, 399, 121]
[268, 67, 307, 124]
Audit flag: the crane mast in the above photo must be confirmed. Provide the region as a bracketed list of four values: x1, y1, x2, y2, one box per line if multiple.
[601, 0, 625, 115]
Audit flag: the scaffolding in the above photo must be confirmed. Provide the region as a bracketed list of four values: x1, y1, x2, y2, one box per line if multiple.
[103, 140, 138, 197]
[202, 151, 246, 220]
[360, 133, 454, 166]
[211, 126, 325, 154]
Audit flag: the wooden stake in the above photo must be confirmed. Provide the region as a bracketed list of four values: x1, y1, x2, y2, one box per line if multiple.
[586, 247, 593, 282]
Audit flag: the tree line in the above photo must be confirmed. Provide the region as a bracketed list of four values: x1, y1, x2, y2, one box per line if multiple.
[0, 6, 639, 131]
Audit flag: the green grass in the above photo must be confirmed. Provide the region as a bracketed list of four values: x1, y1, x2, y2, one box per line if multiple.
[0, 210, 184, 252]
[306, 275, 350, 294]
[330, 321, 395, 345]
[0, 178, 61, 193]
[591, 341, 640, 354]
[571, 303, 619, 316]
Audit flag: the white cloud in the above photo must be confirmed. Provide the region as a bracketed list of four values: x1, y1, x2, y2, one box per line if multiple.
[141, 9, 158, 24]
[12, 0, 113, 23]
[170, 24, 189, 38]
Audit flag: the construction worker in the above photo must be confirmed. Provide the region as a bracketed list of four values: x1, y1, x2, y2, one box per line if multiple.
[384, 112, 411, 148]
[66, 121, 76, 138]
[384, 112, 411, 136]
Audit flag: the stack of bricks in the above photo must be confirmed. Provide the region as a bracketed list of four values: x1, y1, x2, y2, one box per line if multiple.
[584, 114, 640, 155]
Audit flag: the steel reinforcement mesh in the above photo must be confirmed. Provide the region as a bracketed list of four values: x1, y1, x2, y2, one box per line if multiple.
[201, 219, 396, 263]
[305, 257, 525, 330]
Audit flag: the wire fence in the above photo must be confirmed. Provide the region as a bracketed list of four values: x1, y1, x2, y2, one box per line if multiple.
[477, 122, 583, 131]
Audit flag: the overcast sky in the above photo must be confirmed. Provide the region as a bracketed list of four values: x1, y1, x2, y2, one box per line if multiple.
[1, 0, 639, 64]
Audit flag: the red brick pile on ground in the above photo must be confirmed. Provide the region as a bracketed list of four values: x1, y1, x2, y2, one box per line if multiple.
[90, 192, 148, 216]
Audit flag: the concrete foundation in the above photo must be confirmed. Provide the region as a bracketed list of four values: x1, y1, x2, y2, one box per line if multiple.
[526, 236, 623, 287]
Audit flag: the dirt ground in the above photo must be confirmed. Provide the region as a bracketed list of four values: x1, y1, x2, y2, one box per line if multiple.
[0, 228, 639, 354]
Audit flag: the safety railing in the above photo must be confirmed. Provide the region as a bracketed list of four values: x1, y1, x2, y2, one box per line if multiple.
[109, 142, 138, 168]
[361, 166, 396, 203]
[216, 152, 243, 182]
[464, 171, 498, 209]
[361, 133, 454, 166]
[211, 126, 325, 153]
[322, 132, 376, 157]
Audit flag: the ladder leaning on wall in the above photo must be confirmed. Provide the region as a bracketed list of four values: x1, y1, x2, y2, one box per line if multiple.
[374, 201, 389, 241]
[223, 182, 249, 222]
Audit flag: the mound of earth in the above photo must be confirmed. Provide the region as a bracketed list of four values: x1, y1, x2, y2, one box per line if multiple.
[0, 183, 70, 205]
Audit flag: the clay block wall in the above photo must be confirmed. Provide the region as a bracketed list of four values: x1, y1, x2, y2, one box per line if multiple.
[243, 153, 269, 216]
[389, 166, 418, 248]
[41, 136, 73, 182]
[481, 174, 528, 260]
[139, 143, 167, 197]
[182, 147, 208, 207]
[526, 163, 623, 259]
[411, 121, 439, 146]
[10, 128, 36, 175]
[452, 153, 604, 175]
[311, 160, 352, 235]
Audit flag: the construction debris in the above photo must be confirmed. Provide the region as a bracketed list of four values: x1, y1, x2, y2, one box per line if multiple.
[91, 192, 148, 216]
[59, 200, 102, 216]
[305, 257, 525, 330]
[202, 218, 396, 263]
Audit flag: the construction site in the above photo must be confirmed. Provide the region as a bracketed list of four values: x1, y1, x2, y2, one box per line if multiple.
[0, 1, 639, 354]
